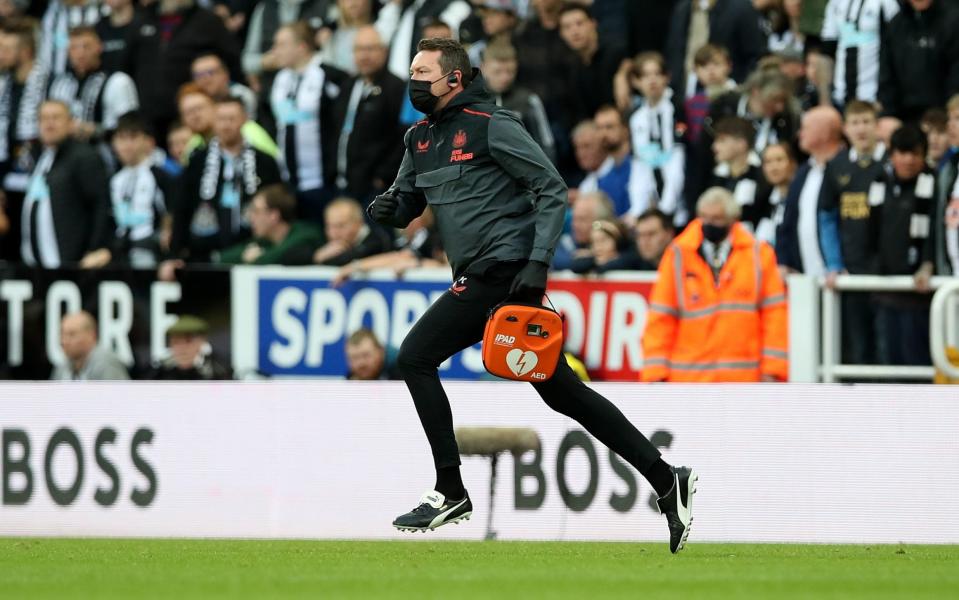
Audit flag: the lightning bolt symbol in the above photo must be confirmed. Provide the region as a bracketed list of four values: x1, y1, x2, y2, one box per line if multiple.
[516, 353, 529, 374]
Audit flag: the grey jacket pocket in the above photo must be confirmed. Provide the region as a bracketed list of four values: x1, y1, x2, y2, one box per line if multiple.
[415, 165, 465, 205]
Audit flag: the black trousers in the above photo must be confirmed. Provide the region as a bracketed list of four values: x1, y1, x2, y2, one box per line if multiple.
[396, 262, 663, 472]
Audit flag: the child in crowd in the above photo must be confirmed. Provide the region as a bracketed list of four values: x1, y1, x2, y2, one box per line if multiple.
[110, 112, 173, 267]
[627, 51, 687, 225]
[817, 100, 887, 364]
[684, 44, 735, 144]
[920, 108, 949, 168]
[709, 116, 772, 240]
[871, 125, 937, 366]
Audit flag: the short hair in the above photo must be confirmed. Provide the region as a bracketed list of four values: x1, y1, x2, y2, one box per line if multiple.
[633, 51, 666, 77]
[192, 52, 225, 68]
[713, 116, 756, 147]
[347, 327, 383, 349]
[948, 94, 959, 114]
[576, 190, 614, 220]
[114, 111, 154, 138]
[2, 19, 36, 56]
[693, 43, 730, 67]
[594, 104, 626, 126]
[591, 218, 631, 251]
[744, 67, 792, 99]
[763, 141, 797, 164]
[62, 310, 97, 332]
[168, 118, 190, 133]
[68, 25, 99, 39]
[696, 187, 742, 220]
[844, 100, 878, 119]
[40, 99, 71, 115]
[281, 21, 317, 52]
[215, 95, 247, 113]
[889, 124, 928, 156]
[326, 196, 364, 222]
[416, 37, 472, 84]
[421, 19, 452, 37]
[176, 82, 212, 105]
[636, 208, 673, 231]
[558, 2, 593, 21]
[256, 184, 296, 223]
[571, 119, 599, 139]
[482, 39, 516, 63]
[921, 108, 948, 132]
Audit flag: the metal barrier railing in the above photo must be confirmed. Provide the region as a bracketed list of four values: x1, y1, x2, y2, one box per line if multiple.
[931, 280, 959, 380]
[788, 275, 959, 383]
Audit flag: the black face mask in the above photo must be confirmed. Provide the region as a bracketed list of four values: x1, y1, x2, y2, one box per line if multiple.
[702, 223, 730, 243]
[409, 72, 453, 115]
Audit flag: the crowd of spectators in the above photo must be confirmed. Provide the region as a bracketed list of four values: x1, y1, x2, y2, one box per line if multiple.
[0, 0, 958, 377]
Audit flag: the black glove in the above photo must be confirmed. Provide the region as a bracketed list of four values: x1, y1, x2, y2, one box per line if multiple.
[368, 192, 398, 224]
[509, 260, 549, 300]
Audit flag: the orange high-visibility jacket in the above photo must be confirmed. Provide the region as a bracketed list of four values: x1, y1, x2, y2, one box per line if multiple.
[641, 220, 788, 382]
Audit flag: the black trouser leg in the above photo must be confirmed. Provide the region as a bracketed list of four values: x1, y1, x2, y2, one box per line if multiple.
[395, 271, 508, 469]
[397, 263, 664, 478]
[531, 353, 662, 473]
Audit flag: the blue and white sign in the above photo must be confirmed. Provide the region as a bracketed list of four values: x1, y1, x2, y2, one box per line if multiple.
[232, 267, 485, 378]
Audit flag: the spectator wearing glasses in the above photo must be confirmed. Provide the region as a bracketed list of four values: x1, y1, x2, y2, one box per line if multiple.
[190, 53, 258, 119]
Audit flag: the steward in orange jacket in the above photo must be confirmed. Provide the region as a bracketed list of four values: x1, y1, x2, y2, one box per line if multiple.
[642, 188, 788, 382]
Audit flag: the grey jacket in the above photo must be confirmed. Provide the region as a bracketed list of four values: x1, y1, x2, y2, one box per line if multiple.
[51, 345, 130, 381]
[379, 73, 567, 277]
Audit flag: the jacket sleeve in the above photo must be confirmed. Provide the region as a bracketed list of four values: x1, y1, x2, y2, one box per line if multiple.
[775, 167, 805, 270]
[732, 3, 765, 82]
[758, 242, 789, 380]
[488, 110, 567, 265]
[257, 151, 283, 187]
[373, 80, 408, 188]
[641, 244, 680, 382]
[170, 151, 204, 258]
[819, 0, 839, 58]
[664, 1, 689, 91]
[921, 174, 939, 267]
[383, 128, 427, 228]
[216, 242, 247, 264]
[241, 3, 266, 75]
[944, 12, 959, 103]
[208, 11, 243, 83]
[817, 163, 845, 272]
[78, 147, 113, 252]
[877, 20, 899, 118]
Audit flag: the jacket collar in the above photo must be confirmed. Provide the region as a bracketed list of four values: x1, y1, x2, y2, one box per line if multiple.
[429, 69, 491, 123]
[673, 218, 755, 251]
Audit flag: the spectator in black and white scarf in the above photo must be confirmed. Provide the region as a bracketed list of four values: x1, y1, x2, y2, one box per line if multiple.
[109, 112, 173, 268]
[167, 96, 282, 266]
[39, 0, 106, 76]
[47, 26, 138, 145]
[0, 22, 49, 192]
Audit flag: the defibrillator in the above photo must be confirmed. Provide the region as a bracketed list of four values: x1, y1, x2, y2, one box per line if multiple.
[482, 300, 564, 382]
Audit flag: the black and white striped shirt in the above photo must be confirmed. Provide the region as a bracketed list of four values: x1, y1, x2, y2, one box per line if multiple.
[821, 0, 899, 106]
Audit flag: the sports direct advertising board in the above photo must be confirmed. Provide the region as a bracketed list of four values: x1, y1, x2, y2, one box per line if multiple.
[1, 382, 957, 543]
[231, 267, 655, 380]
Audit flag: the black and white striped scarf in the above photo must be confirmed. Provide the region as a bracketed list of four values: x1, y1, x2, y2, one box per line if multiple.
[48, 70, 108, 124]
[41, 0, 105, 75]
[199, 138, 259, 202]
[0, 67, 50, 162]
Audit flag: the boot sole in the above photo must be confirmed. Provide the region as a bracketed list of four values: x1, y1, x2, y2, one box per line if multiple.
[394, 512, 472, 533]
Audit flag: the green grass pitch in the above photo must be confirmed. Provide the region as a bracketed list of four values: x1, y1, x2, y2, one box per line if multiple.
[1, 539, 957, 599]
